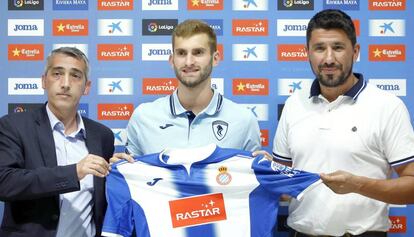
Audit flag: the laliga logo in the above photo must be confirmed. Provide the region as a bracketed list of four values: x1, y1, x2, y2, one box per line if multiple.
[14, 106, 25, 113]
[283, 0, 293, 7]
[14, 0, 23, 7]
[148, 22, 158, 32]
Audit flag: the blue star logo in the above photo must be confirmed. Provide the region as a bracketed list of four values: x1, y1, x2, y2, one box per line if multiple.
[109, 80, 123, 93]
[380, 22, 394, 34]
[114, 131, 123, 143]
[108, 21, 122, 34]
[247, 106, 258, 117]
[289, 81, 302, 93]
[243, 46, 257, 59]
[243, 0, 258, 8]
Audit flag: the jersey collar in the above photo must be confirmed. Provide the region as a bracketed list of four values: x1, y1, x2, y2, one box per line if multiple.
[309, 73, 367, 101]
[169, 89, 223, 116]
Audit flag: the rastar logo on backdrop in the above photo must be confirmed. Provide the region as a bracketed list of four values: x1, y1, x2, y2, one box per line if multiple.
[8, 19, 44, 36]
[97, 19, 133, 36]
[368, 0, 405, 10]
[232, 78, 269, 95]
[142, 0, 178, 10]
[187, 0, 223, 10]
[8, 44, 44, 61]
[142, 78, 178, 95]
[369, 44, 405, 61]
[53, 19, 88, 36]
[97, 0, 133, 10]
[368, 79, 406, 96]
[232, 19, 268, 36]
[169, 193, 227, 228]
[97, 104, 133, 120]
[97, 44, 133, 60]
[369, 19, 405, 37]
[232, 44, 268, 61]
[8, 78, 44, 95]
[389, 216, 406, 233]
[232, 0, 269, 11]
[98, 78, 134, 95]
[260, 129, 269, 147]
[277, 44, 307, 61]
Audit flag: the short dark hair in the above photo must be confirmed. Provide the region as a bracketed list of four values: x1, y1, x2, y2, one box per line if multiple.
[306, 9, 356, 47]
[172, 19, 217, 54]
[44, 47, 89, 81]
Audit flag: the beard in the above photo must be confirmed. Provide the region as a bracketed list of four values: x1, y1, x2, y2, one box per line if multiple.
[316, 62, 353, 88]
[173, 60, 213, 88]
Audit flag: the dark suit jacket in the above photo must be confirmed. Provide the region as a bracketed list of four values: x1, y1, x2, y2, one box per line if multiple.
[0, 105, 114, 237]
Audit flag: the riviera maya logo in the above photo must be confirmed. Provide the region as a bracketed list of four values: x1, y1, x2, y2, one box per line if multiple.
[148, 22, 158, 32]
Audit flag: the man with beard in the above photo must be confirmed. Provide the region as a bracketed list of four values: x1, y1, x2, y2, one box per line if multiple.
[271, 9, 414, 237]
[119, 19, 260, 157]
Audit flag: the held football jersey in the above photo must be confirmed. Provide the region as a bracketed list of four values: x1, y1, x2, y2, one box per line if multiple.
[102, 144, 321, 237]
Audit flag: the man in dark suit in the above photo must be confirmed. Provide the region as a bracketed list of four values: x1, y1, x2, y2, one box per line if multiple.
[0, 47, 114, 237]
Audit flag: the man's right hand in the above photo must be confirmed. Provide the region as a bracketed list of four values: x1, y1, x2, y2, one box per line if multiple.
[76, 154, 110, 180]
[109, 153, 134, 164]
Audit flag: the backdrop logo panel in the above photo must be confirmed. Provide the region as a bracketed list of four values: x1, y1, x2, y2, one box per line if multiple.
[232, 44, 268, 61]
[232, 78, 269, 95]
[142, 19, 177, 36]
[8, 0, 44, 10]
[8, 78, 44, 95]
[8, 44, 44, 61]
[97, 44, 134, 60]
[98, 19, 133, 36]
[232, 0, 269, 11]
[52, 19, 89, 36]
[8, 19, 44, 36]
[323, 0, 360, 10]
[53, 0, 88, 10]
[232, 19, 269, 36]
[368, 79, 406, 96]
[142, 0, 178, 10]
[277, 0, 314, 10]
[142, 78, 178, 95]
[97, 0, 134, 10]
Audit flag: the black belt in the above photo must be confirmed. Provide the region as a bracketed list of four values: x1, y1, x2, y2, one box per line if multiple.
[290, 230, 387, 237]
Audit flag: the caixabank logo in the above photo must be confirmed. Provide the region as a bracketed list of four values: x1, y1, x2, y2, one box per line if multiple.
[278, 78, 313, 96]
[98, 78, 134, 95]
[97, 0, 133, 10]
[323, 0, 360, 10]
[142, 78, 178, 95]
[369, 44, 405, 61]
[368, 0, 405, 10]
[97, 44, 133, 60]
[188, 0, 223, 10]
[8, 44, 44, 61]
[53, 19, 88, 36]
[97, 104, 133, 120]
[232, 0, 268, 11]
[277, 0, 313, 10]
[232, 44, 268, 61]
[369, 19, 405, 37]
[142, 19, 177, 36]
[277, 44, 307, 61]
[232, 78, 269, 95]
[53, 0, 88, 10]
[112, 128, 127, 146]
[98, 19, 133, 36]
[8, 0, 44, 10]
[232, 19, 268, 36]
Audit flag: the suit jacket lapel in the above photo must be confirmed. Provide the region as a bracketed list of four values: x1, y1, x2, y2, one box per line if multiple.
[35, 106, 58, 167]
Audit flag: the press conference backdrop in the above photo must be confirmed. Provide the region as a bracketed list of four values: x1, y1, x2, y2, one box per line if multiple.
[0, 0, 412, 235]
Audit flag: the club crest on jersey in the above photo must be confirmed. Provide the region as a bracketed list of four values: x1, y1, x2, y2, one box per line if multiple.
[212, 120, 228, 141]
[216, 166, 232, 185]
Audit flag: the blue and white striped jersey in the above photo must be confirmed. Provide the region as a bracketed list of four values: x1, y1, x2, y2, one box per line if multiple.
[102, 145, 320, 237]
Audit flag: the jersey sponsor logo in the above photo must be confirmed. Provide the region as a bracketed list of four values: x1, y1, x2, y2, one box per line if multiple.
[142, 78, 178, 94]
[216, 166, 232, 185]
[211, 78, 224, 95]
[369, 44, 405, 61]
[368, 79, 406, 96]
[389, 216, 406, 233]
[169, 193, 227, 228]
[98, 0, 133, 10]
[147, 178, 163, 186]
[8, 103, 43, 114]
[97, 44, 133, 60]
[232, 19, 268, 36]
[233, 78, 269, 95]
[8, 44, 44, 61]
[212, 120, 228, 141]
[8, 19, 44, 36]
[232, 44, 268, 61]
[260, 129, 269, 147]
[8, 78, 44, 95]
[98, 78, 133, 95]
[97, 103, 133, 120]
[277, 19, 309, 36]
[53, 19, 88, 36]
[243, 104, 268, 121]
[8, 0, 44, 10]
[277, 0, 313, 10]
[278, 44, 308, 61]
[142, 19, 177, 36]
[53, 44, 88, 57]
[53, 0, 88, 10]
[98, 19, 133, 36]
[278, 78, 313, 95]
[142, 44, 172, 61]
[187, 0, 223, 10]
[323, 0, 360, 10]
[159, 124, 174, 129]
[369, 19, 405, 37]
[368, 0, 405, 10]
[202, 19, 223, 36]
[232, 0, 268, 11]
[142, 0, 178, 10]
[270, 161, 300, 177]
[112, 128, 127, 146]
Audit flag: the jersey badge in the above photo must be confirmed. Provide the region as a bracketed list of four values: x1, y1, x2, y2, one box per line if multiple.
[216, 166, 232, 185]
[212, 120, 228, 141]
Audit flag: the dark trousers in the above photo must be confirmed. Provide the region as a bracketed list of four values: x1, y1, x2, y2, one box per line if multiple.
[290, 230, 387, 237]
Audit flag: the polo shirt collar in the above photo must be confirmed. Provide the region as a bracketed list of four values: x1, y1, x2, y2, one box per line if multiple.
[169, 89, 223, 116]
[309, 73, 367, 101]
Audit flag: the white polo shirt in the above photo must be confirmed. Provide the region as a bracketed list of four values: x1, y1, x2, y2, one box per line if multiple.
[272, 73, 414, 236]
[126, 89, 261, 156]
